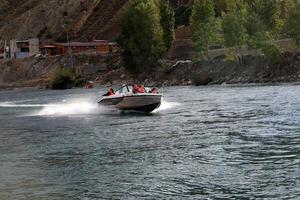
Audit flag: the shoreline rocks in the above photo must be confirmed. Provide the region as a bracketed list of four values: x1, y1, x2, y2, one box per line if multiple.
[1, 51, 300, 90]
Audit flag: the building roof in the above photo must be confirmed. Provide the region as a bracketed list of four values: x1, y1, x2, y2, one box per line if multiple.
[16, 40, 29, 43]
[109, 42, 118, 46]
[93, 40, 108, 42]
[55, 41, 112, 47]
[40, 45, 57, 48]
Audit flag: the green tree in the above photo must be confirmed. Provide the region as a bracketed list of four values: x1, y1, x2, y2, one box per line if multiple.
[190, 0, 217, 59]
[252, 0, 282, 35]
[245, 11, 264, 38]
[118, 0, 165, 72]
[285, 2, 300, 45]
[221, 2, 249, 63]
[214, 0, 237, 16]
[190, 0, 215, 22]
[244, 1, 282, 63]
[222, 7, 247, 49]
[248, 31, 280, 63]
[244, 4, 266, 48]
[280, 0, 295, 19]
[159, 0, 175, 50]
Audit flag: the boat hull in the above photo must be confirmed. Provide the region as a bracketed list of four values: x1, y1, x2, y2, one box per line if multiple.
[118, 102, 161, 113]
[99, 94, 162, 113]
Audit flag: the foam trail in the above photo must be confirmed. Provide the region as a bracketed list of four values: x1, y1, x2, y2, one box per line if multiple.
[0, 99, 104, 116]
[153, 100, 181, 113]
[1, 99, 180, 115]
[0, 102, 58, 108]
[35, 102, 102, 116]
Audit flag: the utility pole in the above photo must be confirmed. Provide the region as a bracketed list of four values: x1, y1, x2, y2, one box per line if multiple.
[3, 40, 6, 59]
[67, 30, 74, 70]
[63, 19, 74, 72]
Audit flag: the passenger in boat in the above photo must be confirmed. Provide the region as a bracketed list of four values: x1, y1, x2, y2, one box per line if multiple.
[103, 88, 115, 96]
[149, 87, 158, 93]
[137, 84, 145, 93]
[132, 84, 139, 93]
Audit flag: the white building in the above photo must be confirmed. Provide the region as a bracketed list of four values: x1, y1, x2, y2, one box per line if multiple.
[10, 38, 40, 59]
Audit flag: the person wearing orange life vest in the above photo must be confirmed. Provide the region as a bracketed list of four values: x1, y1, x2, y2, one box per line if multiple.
[137, 84, 145, 93]
[132, 84, 139, 93]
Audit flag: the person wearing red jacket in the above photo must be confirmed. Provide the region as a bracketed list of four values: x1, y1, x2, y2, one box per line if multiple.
[132, 84, 139, 93]
[137, 84, 145, 93]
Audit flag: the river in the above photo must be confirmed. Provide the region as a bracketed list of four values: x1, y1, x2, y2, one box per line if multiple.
[0, 85, 300, 199]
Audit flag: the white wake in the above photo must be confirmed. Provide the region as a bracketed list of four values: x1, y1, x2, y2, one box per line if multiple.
[0, 99, 180, 116]
[35, 102, 102, 116]
[153, 100, 181, 113]
[0, 100, 103, 116]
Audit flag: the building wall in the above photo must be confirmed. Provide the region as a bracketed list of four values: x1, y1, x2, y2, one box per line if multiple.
[0, 48, 4, 59]
[10, 39, 17, 58]
[49, 42, 117, 56]
[0, 41, 4, 59]
[15, 52, 29, 59]
[8, 38, 40, 58]
[29, 38, 40, 56]
[97, 45, 110, 54]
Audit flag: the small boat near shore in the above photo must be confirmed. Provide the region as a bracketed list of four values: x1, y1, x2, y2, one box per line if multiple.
[98, 85, 162, 113]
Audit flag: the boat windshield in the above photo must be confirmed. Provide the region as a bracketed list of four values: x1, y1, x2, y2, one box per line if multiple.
[115, 85, 132, 94]
[114, 85, 154, 94]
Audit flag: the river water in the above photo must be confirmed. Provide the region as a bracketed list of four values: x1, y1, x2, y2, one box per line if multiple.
[0, 85, 300, 199]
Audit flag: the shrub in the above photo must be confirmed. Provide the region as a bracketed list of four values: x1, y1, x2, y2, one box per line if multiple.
[50, 68, 74, 90]
[261, 43, 281, 64]
[252, 0, 282, 35]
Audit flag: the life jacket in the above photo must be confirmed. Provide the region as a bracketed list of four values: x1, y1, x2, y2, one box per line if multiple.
[138, 87, 145, 93]
[132, 86, 138, 93]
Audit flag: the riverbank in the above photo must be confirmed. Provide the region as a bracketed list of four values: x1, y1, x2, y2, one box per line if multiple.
[162, 51, 300, 85]
[95, 51, 300, 86]
[0, 51, 300, 90]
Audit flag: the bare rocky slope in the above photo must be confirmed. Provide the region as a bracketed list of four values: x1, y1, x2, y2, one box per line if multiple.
[0, 0, 129, 41]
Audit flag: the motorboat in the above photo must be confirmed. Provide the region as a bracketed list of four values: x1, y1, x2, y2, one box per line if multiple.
[98, 85, 162, 113]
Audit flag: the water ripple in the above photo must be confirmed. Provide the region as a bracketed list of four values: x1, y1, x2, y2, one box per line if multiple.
[1, 85, 300, 199]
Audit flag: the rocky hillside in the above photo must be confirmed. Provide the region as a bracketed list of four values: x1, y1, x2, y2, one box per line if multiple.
[0, 0, 129, 41]
[1, 51, 300, 90]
